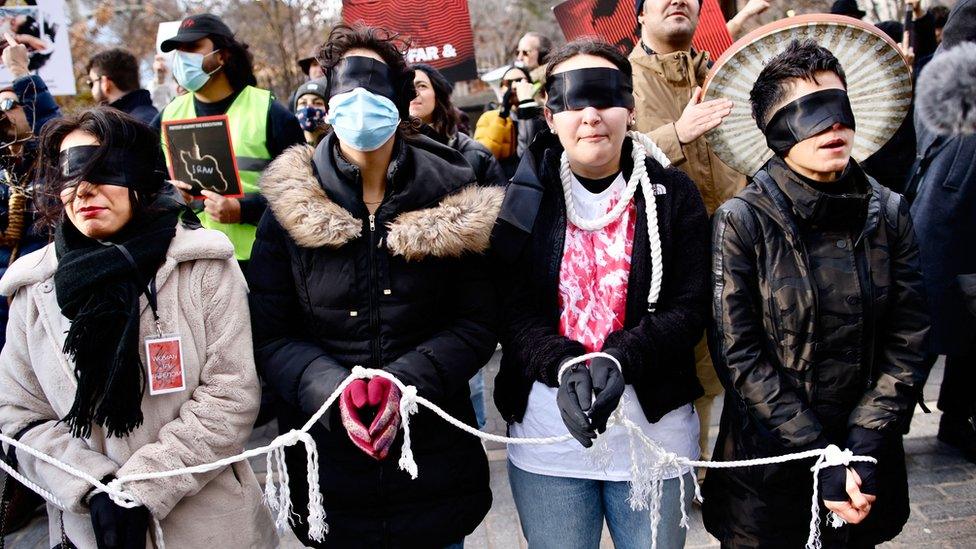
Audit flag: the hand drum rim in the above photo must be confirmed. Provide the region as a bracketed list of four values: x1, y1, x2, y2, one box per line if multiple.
[701, 14, 912, 176]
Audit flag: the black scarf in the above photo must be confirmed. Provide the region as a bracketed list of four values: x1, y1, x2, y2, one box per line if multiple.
[54, 196, 181, 438]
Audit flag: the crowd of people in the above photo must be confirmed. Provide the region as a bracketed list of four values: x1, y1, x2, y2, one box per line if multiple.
[0, 0, 972, 547]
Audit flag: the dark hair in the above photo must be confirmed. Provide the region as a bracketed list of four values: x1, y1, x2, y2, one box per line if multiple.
[544, 38, 633, 86]
[523, 31, 553, 64]
[875, 20, 904, 42]
[412, 64, 460, 138]
[86, 48, 140, 93]
[750, 39, 848, 131]
[318, 24, 416, 120]
[210, 34, 257, 90]
[34, 107, 164, 232]
[931, 5, 950, 27]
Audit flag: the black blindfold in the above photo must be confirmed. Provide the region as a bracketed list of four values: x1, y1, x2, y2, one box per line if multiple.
[764, 88, 856, 155]
[329, 56, 396, 102]
[59, 146, 159, 191]
[545, 67, 635, 113]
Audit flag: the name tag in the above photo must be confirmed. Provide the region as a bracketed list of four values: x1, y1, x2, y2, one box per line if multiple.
[145, 335, 186, 395]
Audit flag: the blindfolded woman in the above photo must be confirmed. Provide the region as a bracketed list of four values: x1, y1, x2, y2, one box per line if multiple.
[0, 107, 273, 548]
[492, 38, 711, 548]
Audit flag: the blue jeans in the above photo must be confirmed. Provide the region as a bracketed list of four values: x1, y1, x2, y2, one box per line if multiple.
[468, 368, 486, 429]
[508, 461, 695, 549]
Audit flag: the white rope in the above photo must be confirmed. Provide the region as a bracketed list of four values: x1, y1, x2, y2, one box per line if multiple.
[1, 360, 878, 549]
[559, 131, 669, 312]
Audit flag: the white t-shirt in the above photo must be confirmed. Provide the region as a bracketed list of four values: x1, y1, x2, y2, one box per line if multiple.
[507, 172, 700, 481]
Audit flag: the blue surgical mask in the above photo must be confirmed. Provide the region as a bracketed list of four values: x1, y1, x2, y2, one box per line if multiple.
[296, 106, 326, 132]
[172, 50, 221, 92]
[325, 88, 400, 152]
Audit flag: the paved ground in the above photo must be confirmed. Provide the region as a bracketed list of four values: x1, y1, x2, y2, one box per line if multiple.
[5, 355, 974, 548]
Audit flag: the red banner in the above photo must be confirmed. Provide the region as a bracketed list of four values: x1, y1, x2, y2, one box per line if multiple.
[552, 0, 733, 59]
[342, 0, 477, 83]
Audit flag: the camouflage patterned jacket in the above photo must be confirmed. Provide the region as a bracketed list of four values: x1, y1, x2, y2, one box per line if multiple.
[709, 157, 930, 454]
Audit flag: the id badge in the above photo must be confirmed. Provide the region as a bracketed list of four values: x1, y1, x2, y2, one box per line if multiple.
[144, 335, 186, 395]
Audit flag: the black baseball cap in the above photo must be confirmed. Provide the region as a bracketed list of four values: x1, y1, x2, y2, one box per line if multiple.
[160, 14, 234, 52]
[830, 0, 866, 19]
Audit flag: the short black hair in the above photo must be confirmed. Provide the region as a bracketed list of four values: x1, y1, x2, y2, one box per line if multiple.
[544, 38, 632, 86]
[750, 39, 848, 131]
[86, 48, 140, 93]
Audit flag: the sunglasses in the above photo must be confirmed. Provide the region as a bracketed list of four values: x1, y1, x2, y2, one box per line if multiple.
[517, 49, 535, 57]
[0, 98, 20, 112]
[85, 75, 104, 88]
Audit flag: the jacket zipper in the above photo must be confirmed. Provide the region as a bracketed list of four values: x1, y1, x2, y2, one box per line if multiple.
[367, 212, 381, 369]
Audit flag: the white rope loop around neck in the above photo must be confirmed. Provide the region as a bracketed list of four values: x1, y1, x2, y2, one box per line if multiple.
[559, 131, 668, 311]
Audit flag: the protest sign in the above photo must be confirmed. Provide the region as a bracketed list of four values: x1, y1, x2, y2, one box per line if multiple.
[161, 115, 243, 199]
[342, 0, 477, 83]
[0, 0, 75, 96]
[553, 0, 733, 58]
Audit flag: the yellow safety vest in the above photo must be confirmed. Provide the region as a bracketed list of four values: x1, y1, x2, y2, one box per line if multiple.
[161, 86, 272, 260]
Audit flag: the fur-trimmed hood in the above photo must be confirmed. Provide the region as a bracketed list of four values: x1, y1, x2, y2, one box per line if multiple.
[260, 142, 505, 259]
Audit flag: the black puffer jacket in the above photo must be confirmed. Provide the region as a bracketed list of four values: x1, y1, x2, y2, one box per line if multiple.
[491, 132, 709, 424]
[451, 131, 507, 187]
[702, 157, 930, 547]
[249, 132, 504, 548]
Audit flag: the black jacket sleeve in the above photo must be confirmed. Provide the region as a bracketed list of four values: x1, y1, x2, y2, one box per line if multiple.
[601, 174, 711, 384]
[709, 198, 826, 448]
[248, 212, 349, 413]
[848, 194, 930, 433]
[383, 254, 499, 402]
[500, 251, 587, 388]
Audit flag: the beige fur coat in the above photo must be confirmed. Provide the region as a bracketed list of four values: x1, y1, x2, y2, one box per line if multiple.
[0, 225, 276, 548]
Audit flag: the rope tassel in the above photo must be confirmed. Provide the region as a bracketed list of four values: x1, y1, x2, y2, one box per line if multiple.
[0, 357, 878, 549]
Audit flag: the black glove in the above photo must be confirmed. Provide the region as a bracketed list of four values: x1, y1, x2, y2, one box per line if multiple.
[818, 464, 849, 502]
[89, 489, 149, 549]
[557, 362, 597, 448]
[588, 353, 625, 434]
[846, 426, 886, 497]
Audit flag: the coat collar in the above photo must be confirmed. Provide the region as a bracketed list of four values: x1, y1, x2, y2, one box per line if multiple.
[749, 157, 883, 246]
[628, 45, 710, 85]
[0, 224, 234, 296]
[260, 142, 505, 259]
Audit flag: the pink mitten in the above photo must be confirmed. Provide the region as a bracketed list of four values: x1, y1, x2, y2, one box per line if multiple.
[366, 377, 402, 460]
[339, 379, 375, 458]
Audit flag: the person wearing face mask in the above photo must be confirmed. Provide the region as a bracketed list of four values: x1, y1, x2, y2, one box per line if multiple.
[248, 24, 502, 548]
[85, 48, 158, 125]
[0, 107, 275, 549]
[491, 39, 709, 548]
[702, 38, 928, 547]
[292, 78, 328, 146]
[152, 13, 304, 267]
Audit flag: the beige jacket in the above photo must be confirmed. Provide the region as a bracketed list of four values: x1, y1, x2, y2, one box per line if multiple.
[0, 226, 276, 549]
[629, 45, 745, 214]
